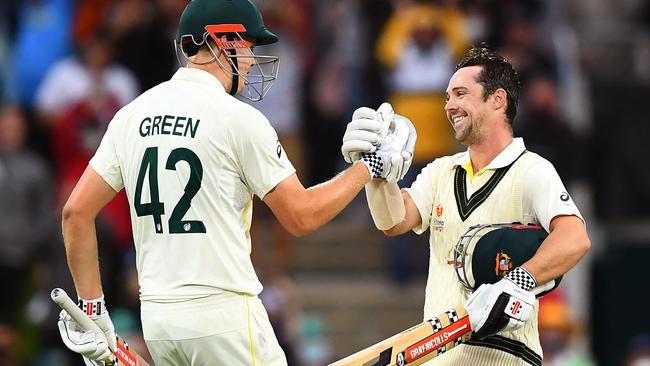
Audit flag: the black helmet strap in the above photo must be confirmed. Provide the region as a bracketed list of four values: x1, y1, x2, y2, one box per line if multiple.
[226, 34, 239, 95]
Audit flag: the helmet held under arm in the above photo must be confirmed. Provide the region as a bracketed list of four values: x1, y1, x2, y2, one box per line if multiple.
[453, 223, 562, 298]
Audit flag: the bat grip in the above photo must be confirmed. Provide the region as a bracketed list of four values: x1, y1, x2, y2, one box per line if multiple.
[51, 288, 116, 364]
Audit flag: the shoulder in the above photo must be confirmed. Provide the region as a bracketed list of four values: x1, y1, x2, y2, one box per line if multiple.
[427, 152, 463, 172]
[520, 150, 557, 173]
[221, 99, 274, 135]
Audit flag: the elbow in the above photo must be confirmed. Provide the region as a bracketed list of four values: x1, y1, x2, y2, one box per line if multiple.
[383, 227, 401, 237]
[578, 233, 591, 258]
[283, 215, 319, 237]
[62, 201, 91, 228]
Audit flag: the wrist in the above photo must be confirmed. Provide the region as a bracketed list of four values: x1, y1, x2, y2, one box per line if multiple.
[359, 152, 383, 179]
[77, 295, 107, 317]
[506, 267, 537, 291]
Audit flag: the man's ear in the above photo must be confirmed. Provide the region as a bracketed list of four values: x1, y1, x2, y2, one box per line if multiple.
[492, 88, 507, 112]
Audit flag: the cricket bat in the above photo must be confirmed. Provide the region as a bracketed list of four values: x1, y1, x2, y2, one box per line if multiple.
[330, 306, 473, 366]
[51, 288, 151, 366]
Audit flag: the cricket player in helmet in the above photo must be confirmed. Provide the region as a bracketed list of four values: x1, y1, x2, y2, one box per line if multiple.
[175, 0, 280, 101]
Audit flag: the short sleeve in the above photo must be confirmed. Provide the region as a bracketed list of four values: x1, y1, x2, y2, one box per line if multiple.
[404, 161, 439, 235]
[524, 160, 584, 231]
[89, 112, 125, 192]
[230, 107, 295, 199]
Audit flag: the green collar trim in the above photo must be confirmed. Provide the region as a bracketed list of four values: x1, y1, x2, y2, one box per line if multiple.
[454, 151, 527, 221]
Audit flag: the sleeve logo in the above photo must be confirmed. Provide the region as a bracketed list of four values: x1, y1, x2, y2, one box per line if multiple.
[276, 140, 283, 158]
[560, 192, 570, 202]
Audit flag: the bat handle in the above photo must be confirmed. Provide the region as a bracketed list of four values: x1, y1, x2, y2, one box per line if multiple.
[51, 288, 117, 364]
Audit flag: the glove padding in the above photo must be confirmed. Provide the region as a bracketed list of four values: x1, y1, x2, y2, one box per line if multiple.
[342, 103, 417, 183]
[383, 114, 416, 183]
[341, 103, 394, 163]
[464, 278, 535, 341]
[57, 301, 116, 364]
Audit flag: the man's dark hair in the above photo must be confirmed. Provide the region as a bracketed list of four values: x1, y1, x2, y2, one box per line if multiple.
[455, 46, 521, 125]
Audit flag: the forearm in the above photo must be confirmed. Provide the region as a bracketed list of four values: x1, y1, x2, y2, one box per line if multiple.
[297, 162, 370, 234]
[522, 215, 590, 284]
[62, 212, 103, 299]
[365, 180, 405, 230]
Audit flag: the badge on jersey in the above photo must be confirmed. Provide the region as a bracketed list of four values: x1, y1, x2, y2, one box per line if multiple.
[276, 140, 283, 159]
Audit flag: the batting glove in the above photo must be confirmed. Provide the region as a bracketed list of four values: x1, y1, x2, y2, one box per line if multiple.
[358, 114, 416, 182]
[464, 276, 535, 340]
[341, 103, 394, 163]
[57, 296, 116, 363]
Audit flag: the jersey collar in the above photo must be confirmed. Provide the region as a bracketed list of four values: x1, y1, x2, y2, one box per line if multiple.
[171, 67, 226, 93]
[453, 137, 527, 169]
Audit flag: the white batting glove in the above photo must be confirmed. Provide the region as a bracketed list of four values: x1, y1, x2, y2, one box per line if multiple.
[341, 103, 394, 163]
[382, 115, 416, 183]
[464, 277, 535, 340]
[57, 296, 116, 363]
[358, 113, 416, 183]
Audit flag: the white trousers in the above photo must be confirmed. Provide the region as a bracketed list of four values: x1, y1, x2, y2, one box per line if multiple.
[141, 292, 287, 366]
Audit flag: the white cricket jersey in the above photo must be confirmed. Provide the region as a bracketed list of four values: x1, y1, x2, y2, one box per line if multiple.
[90, 67, 295, 302]
[405, 138, 583, 365]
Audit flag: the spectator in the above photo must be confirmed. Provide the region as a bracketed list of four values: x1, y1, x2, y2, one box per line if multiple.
[35, 29, 138, 124]
[12, 0, 73, 108]
[622, 335, 650, 366]
[0, 105, 55, 364]
[107, 0, 185, 92]
[538, 297, 594, 366]
[515, 75, 584, 184]
[375, 1, 467, 282]
[36, 29, 138, 302]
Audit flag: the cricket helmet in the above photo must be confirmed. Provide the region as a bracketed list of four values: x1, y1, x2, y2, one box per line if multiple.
[453, 223, 562, 298]
[175, 0, 280, 101]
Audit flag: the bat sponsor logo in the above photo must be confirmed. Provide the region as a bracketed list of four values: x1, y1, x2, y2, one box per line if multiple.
[116, 341, 138, 366]
[510, 300, 521, 316]
[404, 316, 471, 363]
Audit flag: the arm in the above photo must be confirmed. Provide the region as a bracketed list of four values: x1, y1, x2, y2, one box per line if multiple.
[62, 166, 118, 299]
[263, 162, 370, 237]
[521, 214, 590, 285]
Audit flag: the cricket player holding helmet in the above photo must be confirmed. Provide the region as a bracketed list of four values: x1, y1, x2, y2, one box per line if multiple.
[353, 47, 590, 365]
[56, 0, 416, 365]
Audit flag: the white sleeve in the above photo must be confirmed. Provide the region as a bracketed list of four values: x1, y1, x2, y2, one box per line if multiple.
[230, 108, 295, 199]
[88, 110, 126, 192]
[524, 160, 584, 232]
[403, 161, 439, 235]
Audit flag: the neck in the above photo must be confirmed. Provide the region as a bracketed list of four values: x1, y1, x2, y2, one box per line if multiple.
[188, 61, 232, 92]
[468, 124, 513, 172]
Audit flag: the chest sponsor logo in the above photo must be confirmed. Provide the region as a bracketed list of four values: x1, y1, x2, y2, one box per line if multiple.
[432, 203, 445, 232]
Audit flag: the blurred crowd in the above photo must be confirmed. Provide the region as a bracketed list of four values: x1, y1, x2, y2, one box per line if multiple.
[0, 0, 648, 365]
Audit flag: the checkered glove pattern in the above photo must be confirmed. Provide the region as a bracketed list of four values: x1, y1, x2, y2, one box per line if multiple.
[359, 152, 384, 179]
[342, 103, 417, 183]
[506, 267, 537, 292]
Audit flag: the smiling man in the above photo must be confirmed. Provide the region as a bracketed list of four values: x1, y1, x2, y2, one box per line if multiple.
[360, 46, 590, 365]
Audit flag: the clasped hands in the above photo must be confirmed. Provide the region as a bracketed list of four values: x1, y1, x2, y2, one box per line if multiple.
[341, 103, 417, 183]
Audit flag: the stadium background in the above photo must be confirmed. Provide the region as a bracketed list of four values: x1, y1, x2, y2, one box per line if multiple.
[0, 0, 648, 365]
